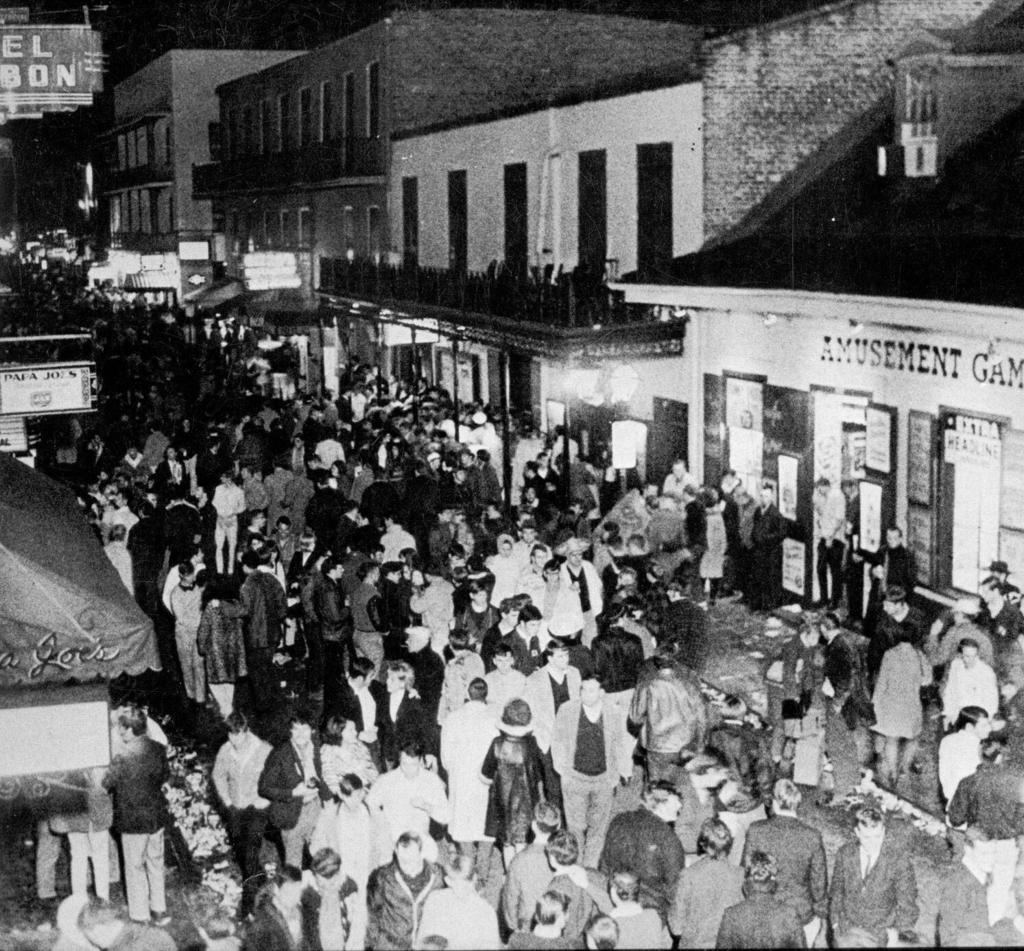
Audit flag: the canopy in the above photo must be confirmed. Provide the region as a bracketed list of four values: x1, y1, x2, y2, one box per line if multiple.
[183, 276, 245, 308]
[0, 453, 160, 687]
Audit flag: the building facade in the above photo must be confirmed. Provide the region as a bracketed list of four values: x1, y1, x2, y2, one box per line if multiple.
[100, 49, 299, 301]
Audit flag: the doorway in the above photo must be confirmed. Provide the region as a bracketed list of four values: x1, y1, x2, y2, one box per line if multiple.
[647, 396, 688, 489]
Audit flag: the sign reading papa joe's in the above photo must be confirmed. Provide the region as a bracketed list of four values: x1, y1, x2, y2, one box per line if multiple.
[0, 362, 97, 416]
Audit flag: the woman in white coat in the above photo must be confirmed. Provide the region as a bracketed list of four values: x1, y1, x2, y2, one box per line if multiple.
[440, 677, 499, 881]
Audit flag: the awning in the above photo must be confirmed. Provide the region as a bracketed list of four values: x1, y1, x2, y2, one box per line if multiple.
[245, 288, 320, 328]
[123, 271, 177, 291]
[183, 277, 245, 308]
[0, 453, 161, 687]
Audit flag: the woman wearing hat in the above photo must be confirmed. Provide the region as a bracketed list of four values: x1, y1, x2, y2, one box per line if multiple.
[481, 698, 547, 868]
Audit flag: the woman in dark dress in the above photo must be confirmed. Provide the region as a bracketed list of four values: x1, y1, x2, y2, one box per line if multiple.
[481, 698, 547, 869]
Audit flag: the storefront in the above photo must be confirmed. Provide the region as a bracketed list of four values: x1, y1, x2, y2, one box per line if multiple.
[611, 282, 1024, 605]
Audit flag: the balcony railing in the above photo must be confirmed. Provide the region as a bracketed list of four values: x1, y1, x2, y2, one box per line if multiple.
[193, 138, 386, 197]
[103, 162, 175, 192]
[319, 257, 631, 329]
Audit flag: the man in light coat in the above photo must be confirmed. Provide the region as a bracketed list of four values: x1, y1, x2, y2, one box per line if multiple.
[555, 538, 604, 647]
[552, 677, 631, 867]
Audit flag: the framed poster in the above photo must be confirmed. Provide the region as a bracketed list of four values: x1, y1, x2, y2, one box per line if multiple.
[725, 375, 764, 431]
[1001, 429, 1024, 532]
[907, 504, 933, 587]
[729, 426, 764, 497]
[907, 411, 934, 506]
[859, 480, 883, 555]
[782, 538, 806, 596]
[813, 390, 843, 487]
[778, 454, 799, 521]
[865, 407, 892, 474]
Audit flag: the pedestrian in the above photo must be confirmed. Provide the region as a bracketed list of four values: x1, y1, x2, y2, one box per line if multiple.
[239, 549, 287, 712]
[319, 715, 378, 793]
[715, 851, 807, 949]
[508, 891, 575, 951]
[937, 825, 1000, 947]
[418, 850, 502, 950]
[197, 574, 248, 719]
[213, 468, 246, 574]
[701, 488, 727, 606]
[813, 476, 847, 611]
[500, 802, 563, 936]
[366, 831, 444, 950]
[749, 484, 785, 611]
[168, 561, 207, 711]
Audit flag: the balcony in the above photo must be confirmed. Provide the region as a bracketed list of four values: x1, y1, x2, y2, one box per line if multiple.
[319, 257, 633, 330]
[103, 161, 175, 192]
[109, 232, 181, 254]
[193, 138, 386, 197]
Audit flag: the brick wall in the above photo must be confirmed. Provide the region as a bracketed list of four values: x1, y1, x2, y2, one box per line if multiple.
[387, 9, 700, 135]
[702, 0, 1003, 244]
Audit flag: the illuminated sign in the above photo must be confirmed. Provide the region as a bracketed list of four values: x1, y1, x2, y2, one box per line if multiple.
[179, 240, 210, 262]
[0, 362, 96, 416]
[242, 251, 301, 291]
[0, 23, 103, 120]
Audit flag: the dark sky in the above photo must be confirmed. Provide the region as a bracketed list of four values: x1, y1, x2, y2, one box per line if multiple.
[10, 0, 839, 235]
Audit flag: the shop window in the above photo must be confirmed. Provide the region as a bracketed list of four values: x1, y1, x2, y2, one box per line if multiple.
[447, 169, 467, 273]
[126, 132, 137, 169]
[136, 126, 148, 167]
[402, 177, 418, 266]
[320, 81, 333, 142]
[242, 105, 254, 155]
[280, 209, 292, 247]
[578, 149, 607, 274]
[139, 190, 152, 234]
[504, 162, 528, 277]
[636, 142, 672, 276]
[299, 87, 312, 149]
[110, 196, 121, 235]
[343, 72, 355, 140]
[276, 94, 288, 152]
[366, 61, 380, 138]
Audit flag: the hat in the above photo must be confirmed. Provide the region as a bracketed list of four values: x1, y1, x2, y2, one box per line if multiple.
[472, 411, 488, 425]
[426, 450, 441, 462]
[438, 419, 456, 438]
[988, 560, 1010, 574]
[519, 516, 537, 530]
[500, 698, 533, 736]
[884, 585, 907, 603]
[954, 596, 981, 617]
[381, 560, 404, 576]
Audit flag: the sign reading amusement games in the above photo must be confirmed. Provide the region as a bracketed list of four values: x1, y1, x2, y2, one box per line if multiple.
[0, 9, 104, 121]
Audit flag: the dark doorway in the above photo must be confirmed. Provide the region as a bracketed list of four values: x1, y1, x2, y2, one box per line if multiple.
[636, 142, 673, 277]
[402, 176, 418, 267]
[504, 162, 528, 278]
[578, 149, 607, 274]
[647, 396, 688, 488]
[448, 169, 468, 273]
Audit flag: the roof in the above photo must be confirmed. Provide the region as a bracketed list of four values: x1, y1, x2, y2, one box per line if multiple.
[629, 97, 1024, 308]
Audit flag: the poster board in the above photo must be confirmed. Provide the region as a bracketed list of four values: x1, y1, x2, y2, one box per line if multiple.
[865, 406, 892, 474]
[729, 426, 764, 497]
[907, 410, 934, 506]
[778, 454, 799, 521]
[1000, 528, 1024, 582]
[907, 504, 933, 587]
[1001, 429, 1024, 532]
[859, 481, 883, 555]
[782, 538, 806, 596]
[725, 376, 763, 430]
[545, 399, 566, 433]
[813, 390, 843, 487]
[611, 420, 648, 470]
[0, 699, 110, 778]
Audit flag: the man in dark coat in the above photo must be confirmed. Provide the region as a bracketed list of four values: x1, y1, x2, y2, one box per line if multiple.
[863, 526, 917, 642]
[742, 779, 828, 946]
[313, 556, 354, 712]
[716, 850, 806, 949]
[367, 832, 444, 950]
[127, 500, 164, 619]
[749, 485, 785, 611]
[868, 585, 925, 683]
[659, 579, 709, 674]
[377, 660, 431, 768]
[239, 550, 287, 712]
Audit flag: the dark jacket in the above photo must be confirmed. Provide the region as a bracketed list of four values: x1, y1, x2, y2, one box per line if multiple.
[402, 646, 445, 722]
[482, 732, 547, 845]
[742, 815, 828, 924]
[327, 677, 387, 733]
[866, 544, 917, 599]
[103, 735, 168, 835]
[716, 893, 806, 949]
[366, 860, 444, 950]
[313, 574, 351, 643]
[937, 861, 994, 948]
[707, 720, 775, 805]
[591, 626, 645, 693]
[257, 740, 330, 831]
[829, 833, 919, 944]
[599, 807, 685, 912]
[162, 500, 200, 565]
[660, 598, 709, 674]
[947, 760, 1024, 839]
[377, 690, 430, 765]
[240, 570, 288, 650]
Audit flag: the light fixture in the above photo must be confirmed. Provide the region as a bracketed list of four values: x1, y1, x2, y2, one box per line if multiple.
[849, 319, 864, 333]
[672, 306, 690, 320]
[593, 323, 602, 331]
[762, 313, 778, 328]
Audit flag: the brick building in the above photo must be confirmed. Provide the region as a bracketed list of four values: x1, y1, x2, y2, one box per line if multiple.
[99, 49, 299, 301]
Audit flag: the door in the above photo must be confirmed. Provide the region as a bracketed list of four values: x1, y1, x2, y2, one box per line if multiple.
[647, 396, 688, 489]
[636, 142, 673, 276]
[504, 162, 528, 278]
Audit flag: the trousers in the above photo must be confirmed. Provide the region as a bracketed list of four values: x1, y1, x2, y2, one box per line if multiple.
[68, 827, 111, 901]
[174, 624, 206, 702]
[561, 772, 616, 868]
[122, 829, 166, 923]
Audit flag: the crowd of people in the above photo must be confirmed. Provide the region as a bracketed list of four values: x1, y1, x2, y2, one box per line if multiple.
[14, 263, 1024, 950]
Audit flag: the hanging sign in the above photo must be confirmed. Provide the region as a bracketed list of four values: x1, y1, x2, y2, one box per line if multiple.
[0, 363, 96, 416]
[0, 416, 26, 450]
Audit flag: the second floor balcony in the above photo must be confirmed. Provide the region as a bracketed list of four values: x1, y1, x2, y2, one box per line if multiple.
[103, 160, 175, 193]
[193, 138, 386, 198]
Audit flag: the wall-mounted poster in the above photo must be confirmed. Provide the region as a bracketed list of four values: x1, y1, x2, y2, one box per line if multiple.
[907, 504, 933, 587]
[999, 528, 1024, 584]
[1001, 429, 1024, 532]
[729, 426, 764, 497]
[782, 538, 806, 596]
[778, 454, 799, 521]
[860, 481, 883, 555]
[725, 376, 763, 431]
[907, 411, 933, 506]
[865, 407, 892, 474]
[813, 391, 843, 488]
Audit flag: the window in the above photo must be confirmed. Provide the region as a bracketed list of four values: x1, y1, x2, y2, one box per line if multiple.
[262, 210, 273, 249]
[117, 134, 127, 170]
[503, 162, 528, 277]
[905, 71, 937, 139]
[280, 208, 292, 247]
[276, 94, 289, 152]
[161, 121, 172, 165]
[636, 142, 673, 276]
[342, 206, 355, 259]
[577, 149, 607, 274]
[366, 61, 380, 137]
[136, 126, 148, 167]
[208, 122, 221, 163]
[242, 105, 254, 155]
[367, 205, 382, 261]
[447, 169, 467, 273]
[259, 99, 270, 154]
[343, 72, 355, 140]
[227, 108, 238, 160]
[139, 189, 152, 234]
[320, 81, 333, 142]
[126, 131, 137, 168]
[402, 176, 418, 266]
[298, 207, 313, 247]
[299, 87, 312, 148]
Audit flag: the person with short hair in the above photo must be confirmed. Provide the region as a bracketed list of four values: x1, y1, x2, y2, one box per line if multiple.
[608, 870, 669, 948]
[438, 628, 486, 724]
[239, 548, 288, 712]
[938, 705, 991, 805]
[501, 802, 563, 936]
[938, 825, 1000, 947]
[377, 660, 430, 769]
[508, 891, 575, 950]
[367, 832, 444, 950]
[669, 817, 744, 948]
[943, 638, 999, 724]
[168, 560, 207, 707]
[584, 915, 620, 951]
[544, 830, 613, 941]
[301, 846, 361, 951]
[828, 806, 919, 946]
[417, 850, 501, 950]
[742, 779, 828, 947]
[715, 850, 806, 948]
[319, 715, 379, 793]
[212, 711, 272, 918]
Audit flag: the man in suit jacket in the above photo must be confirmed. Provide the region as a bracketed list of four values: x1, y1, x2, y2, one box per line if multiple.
[716, 851, 806, 949]
[257, 710, 331, 869]
[937, 825, 1001, 947]
[743, 779, 828, 948]
[750, 485, 786, 611]
[829, 806, 919, 946]
[376, 660, 430, 769]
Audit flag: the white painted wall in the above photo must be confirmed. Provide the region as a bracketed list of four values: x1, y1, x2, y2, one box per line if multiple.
[389, 82, 703, 275]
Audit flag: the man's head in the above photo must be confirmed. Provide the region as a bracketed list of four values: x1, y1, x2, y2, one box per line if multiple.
[547, 639, 571, 671]
[885, 527, 904, 549]
[310, 847, 342, 887]
[398, 737, 426, 779]
[771, 778, 802, 815]
[534, 891, 569, 935]
[386, 660, 414, 695]
[760, 484, 775, 508]
[696, 817, 733, 859]
[853, 806, 886, 854]
[516, 603, 542, 638]
[815, 476, 830, 495]
[643, 781, 682, 823]
[288, 710, 315, 748]
[493, 642, 517, 673]
[544, 830, 580, 872]
[225, 711, 251, 751]
[347, 656, 374, 688]
[882, 586, 907, 616]
[394, 831, 425, 877]
[671, 459, 687, 478]
[583, 916, 619, 951]
[580, 677, 604, 709]
[743, 850, 779, 896]
[609, 870, 640, 907]
[532, 801, 561, 840]
[954, 704, 992, 739]
[115, 704, 147, 741]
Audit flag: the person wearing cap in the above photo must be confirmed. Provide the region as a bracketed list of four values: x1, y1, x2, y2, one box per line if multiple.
[554, 537, 603, 649]
[482, 698, 548, 867]
[983, 559, 1021, 603]
[867, 584, 924, 684]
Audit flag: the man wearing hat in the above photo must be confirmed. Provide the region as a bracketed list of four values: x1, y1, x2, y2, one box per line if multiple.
[556, 537, 604, 649]
[863, 526, 917, 642]
[868, 585, 924, 683]
[983, 559, 1021, 603]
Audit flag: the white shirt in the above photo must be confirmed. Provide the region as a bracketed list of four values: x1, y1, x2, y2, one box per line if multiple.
[814, 486, 848, 544]
[938, 730, 981, 804]
[366, 767, 449, 844]
[381, 524, 417, 563]
[356, 687, 377, 741]
[213, 482, 246, 521]
[315, 437, 345, 469]
[942, 658, 999, 721]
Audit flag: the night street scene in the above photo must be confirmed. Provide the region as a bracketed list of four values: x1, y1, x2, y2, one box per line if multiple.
[10, 0, 1024, 948]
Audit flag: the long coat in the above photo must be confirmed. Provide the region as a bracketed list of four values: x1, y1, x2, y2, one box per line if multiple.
[197, 600, 248, 683]
[701, 504, 727, 580]
[871, 642, 930, 739]
[481, 732, 546, 845]
[750, 503, 785, 610]
[441, 700, 498, 842]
